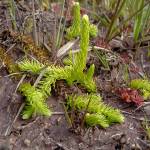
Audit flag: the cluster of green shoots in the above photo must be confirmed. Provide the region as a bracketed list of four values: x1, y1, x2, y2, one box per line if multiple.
[67, 94, 124, 128]
[130, 79, 150, 100]
[18, 2, 124, 128]
[66, 2, 98, 40]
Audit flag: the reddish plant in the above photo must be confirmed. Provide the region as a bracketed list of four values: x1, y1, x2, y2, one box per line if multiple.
[116, 88, 144, 106]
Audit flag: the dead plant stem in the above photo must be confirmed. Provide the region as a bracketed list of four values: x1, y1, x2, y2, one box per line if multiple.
[32, 0, 38, 46]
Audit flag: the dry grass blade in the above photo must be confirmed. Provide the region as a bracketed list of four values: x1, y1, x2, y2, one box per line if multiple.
[57, 38, 79, 57]
[55, 0, 65, 49]
[32, 0, 38, 46]
[8, 0, 17, 30]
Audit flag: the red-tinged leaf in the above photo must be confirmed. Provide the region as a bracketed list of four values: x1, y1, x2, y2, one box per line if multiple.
[116, 88, 144, 106]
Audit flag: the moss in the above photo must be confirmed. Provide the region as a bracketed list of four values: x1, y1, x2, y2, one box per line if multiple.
[13, 33, 51, 64]
[21, 36, 51, 64]
[0, 47, 18, 73]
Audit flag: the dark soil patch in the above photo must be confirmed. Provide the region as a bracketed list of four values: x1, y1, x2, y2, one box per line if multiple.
[0, 72, 148, 150]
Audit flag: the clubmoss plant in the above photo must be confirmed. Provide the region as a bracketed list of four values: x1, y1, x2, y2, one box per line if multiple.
[18, 59, 44, 74]
[18, 14, 96, 119]
[66, 2, 81, 39]
[18, 2, 124, 128]
[66, 15, 96, 92]
[67, 94, 124, 128]
[85, 113, 109, 128]
[130, 79, 150, 100]
[19, 83, 51, 119]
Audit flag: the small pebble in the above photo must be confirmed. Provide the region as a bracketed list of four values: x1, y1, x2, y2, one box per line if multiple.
[24, 139, 31, 147]
[120, 134, 127, 144]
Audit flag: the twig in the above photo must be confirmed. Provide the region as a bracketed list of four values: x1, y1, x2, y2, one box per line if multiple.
[121, 110, 133, 115]
[16, 117, 40, 130]
[56, 143, 70, 150]
[137, 137, 150, 148]
[134, 102, 150, 112]
[42, 42, 51, 53]
[4, 74, 26, 136]
[15, 112, 65, 130]
[3, 72, 23, 77]
[121, 110, 150, 122]
[14, 74, 26, 93]
[123, 112, 150, 122]
[52, 112, 65, 115]
[33, 67, 47, 87]
[4, 103, 25, 136]
[4, 43, 16, 54]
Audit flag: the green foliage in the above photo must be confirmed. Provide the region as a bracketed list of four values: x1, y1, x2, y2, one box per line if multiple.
[95, 0, 150, 42]
[17, 2, 124, 128]
[79, 72, 96, 92]
[125, 0, 150, 41]
[141, 4, 150, 37]
[18, 59, 44, 74]
[105, 0, 127, 41]
[85, 113, 109, 128]
[89, 24, 98, 38]
[17, 2, 125, 129]
[66, 15, 89, 84]
[130, 79, 150, 99]
[80, 64, 96, 92]
[66, 2, 98, 40]
[19, 83, 51, 119]
[133, 0, 144, 41]
[18, 14, 96, 118]
[67, 94, 124, 128]
[66, 2, 81, 39]
[63, 51, 74, 66]
[66, 15, 96, 92]
[38, 65, 71, 97]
